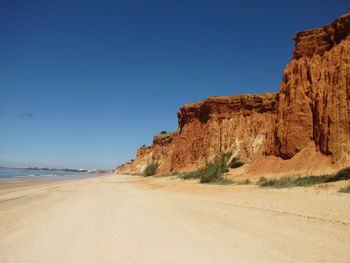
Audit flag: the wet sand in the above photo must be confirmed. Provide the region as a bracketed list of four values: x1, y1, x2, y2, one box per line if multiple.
[0, 174, 349, 263]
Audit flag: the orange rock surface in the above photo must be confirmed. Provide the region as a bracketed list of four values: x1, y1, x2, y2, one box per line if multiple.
[117, 13, 350, 176]
[274, 13, 350, 162]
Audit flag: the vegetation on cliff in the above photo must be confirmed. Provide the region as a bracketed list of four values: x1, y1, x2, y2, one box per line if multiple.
[143, 162, 160, 177]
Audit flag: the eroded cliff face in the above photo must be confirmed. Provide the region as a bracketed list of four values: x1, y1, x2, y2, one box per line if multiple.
[273, 13, 350, 162]
[117, 132, 178, 174]
[117, 13, 350, 176]
[169, 94, 278, 173]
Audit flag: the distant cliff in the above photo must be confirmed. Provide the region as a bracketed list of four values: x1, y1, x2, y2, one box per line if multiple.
[116, 13, 350, 176]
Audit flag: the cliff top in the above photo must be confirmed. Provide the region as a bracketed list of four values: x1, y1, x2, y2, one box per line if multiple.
[181, 92, 278, 109]
[292, 12, 350, 59]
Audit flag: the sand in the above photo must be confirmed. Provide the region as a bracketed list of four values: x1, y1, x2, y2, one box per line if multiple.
[0, 174, 349, 263]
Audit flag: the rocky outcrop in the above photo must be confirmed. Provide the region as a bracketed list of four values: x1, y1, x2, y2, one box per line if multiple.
[116, 132, 177, 174]
[292, 13, 350, 59]
[273, 13, 350, 163]
[169, 94, 278, 173]
[116, 13, 350, 176]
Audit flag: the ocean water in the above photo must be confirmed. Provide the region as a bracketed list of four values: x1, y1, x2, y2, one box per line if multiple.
[0, 167, 103, 182]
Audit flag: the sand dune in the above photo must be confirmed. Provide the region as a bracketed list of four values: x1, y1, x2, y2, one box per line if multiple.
[0, 175, 349, 263]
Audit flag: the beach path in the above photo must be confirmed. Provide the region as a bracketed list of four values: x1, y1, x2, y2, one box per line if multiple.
[0, 174, 349, 263]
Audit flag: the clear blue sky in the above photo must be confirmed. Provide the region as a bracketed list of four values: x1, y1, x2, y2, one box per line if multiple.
[0, 0, 348, 169]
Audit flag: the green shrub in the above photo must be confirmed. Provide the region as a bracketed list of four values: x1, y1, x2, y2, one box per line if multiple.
[182, 170, 201, 180]
[339, 183, 350, 193]
[229, 157, 245, 168]
[158, 171, 182, 177]
[143, 162, 159, 177]
[160, 131, 168, 134]
[259, 177, 294, 188]
[199, 162, 224, 183]
[219, 152, 233, 167]
[196, 153, 248, 183]
[180, 153, 246, 183]
[293, 176, 326, 186]
[258, 167, 350, 188]
[209, 178, 234, 185]
[180, 153, 232, 183]
[258, 176, 267, 184]
[327, 167, 350, 182]
[259, 176, 329, 188]
[236, 179, 251, 185]
[198, 152, 233, 183]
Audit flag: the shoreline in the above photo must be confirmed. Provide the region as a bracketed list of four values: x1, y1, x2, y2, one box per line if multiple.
[0, 175, 103, 191]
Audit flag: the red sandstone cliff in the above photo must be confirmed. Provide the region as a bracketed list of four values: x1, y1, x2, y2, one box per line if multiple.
[274, 13, 350, 162]
[116, 13, 350, 176]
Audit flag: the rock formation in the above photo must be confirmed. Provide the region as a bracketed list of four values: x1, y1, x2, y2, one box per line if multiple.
[116, 13, 350, 177]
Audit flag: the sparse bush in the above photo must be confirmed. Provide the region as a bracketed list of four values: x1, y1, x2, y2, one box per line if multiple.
[199, 162, 224, 183]
[209, 178, 234, 185]
[182, 170, 201, 180]
[219, 152, 233, 167]
[229, 157, 245, 168]
[259, 177, 294, 188]
[293, 176, 325, 186]
[180, 152, 233, 183]
[327, 167, 350, 182]
[258, 176, 268, 184]
[178, 153, 248, 184]
[160, 131, 168, 134]
[158, 171, 182, 177]
[258, 176, 327, 188]
[143, 162, 159, 177]
[198, 152, 233, 183]
[236, 179, 251, 185]
[258, 167, 350, 188]
[339, 183, 350, 193]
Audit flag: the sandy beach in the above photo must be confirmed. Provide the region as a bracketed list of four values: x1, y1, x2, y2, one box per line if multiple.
[0, 174, 349, 263]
